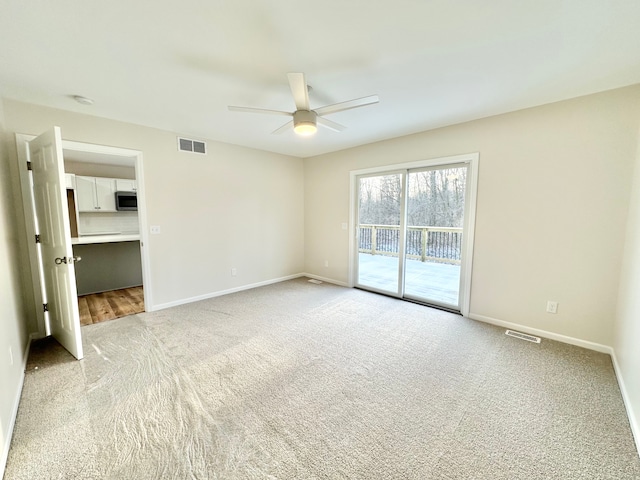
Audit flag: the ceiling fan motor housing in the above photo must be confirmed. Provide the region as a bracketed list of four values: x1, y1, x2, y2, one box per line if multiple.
[293, 110, 317, 134]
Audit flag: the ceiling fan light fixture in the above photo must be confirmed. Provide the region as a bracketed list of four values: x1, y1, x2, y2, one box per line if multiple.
[293, 110, 317, 136]
[294, 122, 317, 136]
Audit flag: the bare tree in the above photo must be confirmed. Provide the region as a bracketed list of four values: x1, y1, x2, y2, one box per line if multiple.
[359, 167, 466, 227]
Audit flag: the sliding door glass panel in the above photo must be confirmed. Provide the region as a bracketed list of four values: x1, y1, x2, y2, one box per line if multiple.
[357, 173, 403, 295]
[404, 166, 467, 307]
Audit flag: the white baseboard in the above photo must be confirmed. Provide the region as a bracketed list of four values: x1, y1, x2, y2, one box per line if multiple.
[302, 273, 349, 287]
[151, 273, 306, 311]
[467, 313, 613, 354]
[610, 351, 640, 456]
[1, 334, 33, 479]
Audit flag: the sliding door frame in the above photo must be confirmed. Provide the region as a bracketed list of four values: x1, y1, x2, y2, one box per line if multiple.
[348, 153, 479, 317]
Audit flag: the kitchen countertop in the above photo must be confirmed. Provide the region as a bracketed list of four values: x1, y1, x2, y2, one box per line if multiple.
[72, 234, 140, 245]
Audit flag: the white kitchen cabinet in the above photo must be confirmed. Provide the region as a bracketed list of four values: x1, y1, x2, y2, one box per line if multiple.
[95, 178, 117, 211]
[76, 176, 95, 212]
[115, 178, 136, 191]
[76, 176, 117, 212]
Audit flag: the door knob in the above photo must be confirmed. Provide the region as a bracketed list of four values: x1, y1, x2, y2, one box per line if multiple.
[54, 256, 82, 265]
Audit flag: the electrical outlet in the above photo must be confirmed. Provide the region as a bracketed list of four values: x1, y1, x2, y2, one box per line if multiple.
[341, 223, 348, 230]
[546, 301, 558, 314]
[324, 260, 329, 268]
[231, 268, 237, 276]
[150, 225, 161, 234]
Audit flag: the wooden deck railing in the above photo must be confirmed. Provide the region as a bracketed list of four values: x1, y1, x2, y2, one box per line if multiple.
[359, 224, 463, 265]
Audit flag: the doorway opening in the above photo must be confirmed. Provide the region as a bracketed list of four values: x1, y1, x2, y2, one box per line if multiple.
[350, 154, 478, 315]
[62, 149, 145, 326]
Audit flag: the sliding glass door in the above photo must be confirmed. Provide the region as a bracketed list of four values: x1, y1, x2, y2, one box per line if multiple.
[356, 172, 405, 295]
[354, 158, 475, 313]
[404, 165, 467, 307]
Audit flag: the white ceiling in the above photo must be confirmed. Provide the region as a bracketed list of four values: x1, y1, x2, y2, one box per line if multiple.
[1, 1, 639, 158]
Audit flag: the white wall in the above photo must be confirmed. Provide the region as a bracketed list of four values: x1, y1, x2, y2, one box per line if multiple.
[2, 99, 305, 310]
[0, 95, 32, 476]
[304, 85, 640, 347]
[614, 124, 640, 449]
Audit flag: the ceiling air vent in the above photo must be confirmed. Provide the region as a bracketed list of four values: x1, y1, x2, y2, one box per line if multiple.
[177, 137, 207, 155]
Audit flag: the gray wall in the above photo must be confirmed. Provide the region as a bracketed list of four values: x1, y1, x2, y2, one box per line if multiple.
[73, 241, 143, 295]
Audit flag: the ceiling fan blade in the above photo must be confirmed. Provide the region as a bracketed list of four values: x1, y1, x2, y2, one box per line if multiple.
[228, 105, 291, 116]
[317, 117, 346, 132]
[287, 73, 310, 111]
[314, 95, 379, 116]
[272, 120, 293, 135]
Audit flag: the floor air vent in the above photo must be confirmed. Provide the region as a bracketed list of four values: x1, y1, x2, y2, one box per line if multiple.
[178, 137, 207, 154]
[308, 279, 323, 284]
[505, 330, 541, 343]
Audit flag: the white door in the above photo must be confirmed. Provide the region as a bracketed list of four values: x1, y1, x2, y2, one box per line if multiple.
[30, 127, 84, 359]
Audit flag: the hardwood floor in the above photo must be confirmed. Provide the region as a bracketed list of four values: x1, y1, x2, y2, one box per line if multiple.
[78, 286, 144, 326]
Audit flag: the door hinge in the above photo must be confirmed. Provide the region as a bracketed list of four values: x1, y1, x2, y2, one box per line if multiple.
[35, 234, 41, 243]
[27, 161, 32, 171]
[43, 303, 49, 312]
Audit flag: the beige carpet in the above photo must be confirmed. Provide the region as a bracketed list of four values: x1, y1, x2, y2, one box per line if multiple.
[5, 278, 640, 479]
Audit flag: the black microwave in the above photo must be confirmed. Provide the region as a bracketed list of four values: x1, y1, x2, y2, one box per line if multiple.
[115, 191, 137, 211]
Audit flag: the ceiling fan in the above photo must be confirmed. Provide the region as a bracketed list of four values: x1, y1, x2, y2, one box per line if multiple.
[228, 73, 379, 136]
